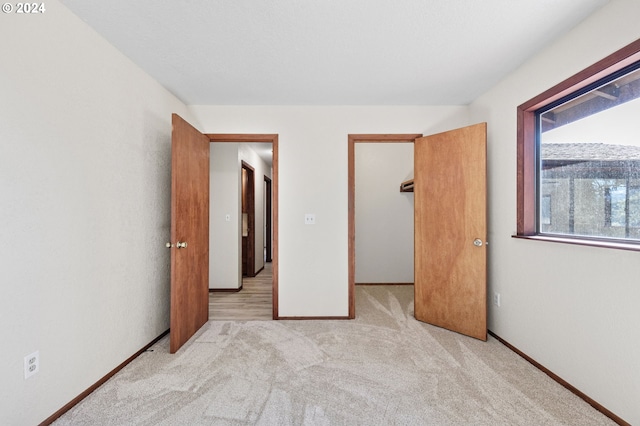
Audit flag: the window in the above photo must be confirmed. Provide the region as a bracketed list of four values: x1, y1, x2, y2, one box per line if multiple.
[517, 39, 640, 249]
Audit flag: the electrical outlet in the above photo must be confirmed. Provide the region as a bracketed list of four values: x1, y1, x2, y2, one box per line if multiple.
[304, 214, 316, 225]
[493, 292, 501, 307]
[24, 351, 39, 379]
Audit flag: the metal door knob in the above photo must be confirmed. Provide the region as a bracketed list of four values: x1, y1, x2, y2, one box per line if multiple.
[473, 239, 483, 247]
[176, 241, 187, 249]
[165, 242, 174, 248]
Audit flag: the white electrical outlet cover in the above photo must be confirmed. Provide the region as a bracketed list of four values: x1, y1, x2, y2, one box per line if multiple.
[24, 351, 39, 379]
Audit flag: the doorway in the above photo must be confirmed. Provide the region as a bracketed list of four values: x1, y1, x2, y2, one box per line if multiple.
[348, 126, 487, 340]
[348, 134, 421, 318]
[169, 116, 280, 352]
[208, 134, 279, 320]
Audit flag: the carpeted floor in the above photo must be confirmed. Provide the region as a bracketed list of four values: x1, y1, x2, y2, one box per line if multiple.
[53, 286, 613, 425]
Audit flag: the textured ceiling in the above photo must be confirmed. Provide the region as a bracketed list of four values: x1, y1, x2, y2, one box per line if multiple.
[59, 0, 608, 105]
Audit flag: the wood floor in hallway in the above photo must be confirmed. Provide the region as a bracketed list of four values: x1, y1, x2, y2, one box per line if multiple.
[209, 262, 273, 320]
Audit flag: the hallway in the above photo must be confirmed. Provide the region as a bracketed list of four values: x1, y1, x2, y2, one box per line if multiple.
[209, 262, 273, 320]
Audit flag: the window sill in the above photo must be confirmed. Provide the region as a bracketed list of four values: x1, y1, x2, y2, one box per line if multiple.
[511, 234, 640, 252]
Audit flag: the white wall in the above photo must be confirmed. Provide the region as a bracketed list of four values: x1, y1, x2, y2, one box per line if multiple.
[0, 2, 191, 424]
[189, 106, 470, 317]
[469, 0, 640, 423]
[355, 143, 414, 283]
[210, 144, 242, 289]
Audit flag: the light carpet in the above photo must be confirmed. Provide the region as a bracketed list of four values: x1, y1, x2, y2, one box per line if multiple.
[53, 286, 613, 425]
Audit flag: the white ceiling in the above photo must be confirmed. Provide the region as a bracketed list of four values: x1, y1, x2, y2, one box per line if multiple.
[59, 0, 608, 106]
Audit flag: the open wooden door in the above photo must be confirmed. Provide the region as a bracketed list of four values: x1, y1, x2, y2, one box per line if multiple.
[170, 114, 210, 353]
[414, 123, 487, 340]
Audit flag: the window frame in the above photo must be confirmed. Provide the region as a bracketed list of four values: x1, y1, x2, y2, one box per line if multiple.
[515, 38, 640, 251]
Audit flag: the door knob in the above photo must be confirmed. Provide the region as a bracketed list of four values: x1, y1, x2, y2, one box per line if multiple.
[165, 242, 174, 248]
[176, 241, 188, 249]
[473, 239, 483, 247]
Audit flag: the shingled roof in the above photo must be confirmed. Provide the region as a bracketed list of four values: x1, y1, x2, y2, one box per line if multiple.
[542, 143, 640, 161]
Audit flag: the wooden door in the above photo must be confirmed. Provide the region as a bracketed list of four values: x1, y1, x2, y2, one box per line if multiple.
[264, 176, 272, 263]
[241, 162, 255, 277]
[414, 123, 487, 340]
[170, 114, 210, 353]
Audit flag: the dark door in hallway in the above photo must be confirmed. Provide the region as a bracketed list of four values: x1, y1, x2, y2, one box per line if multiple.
[241, 161, 255, 277]
[264, 176, 272, 263]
